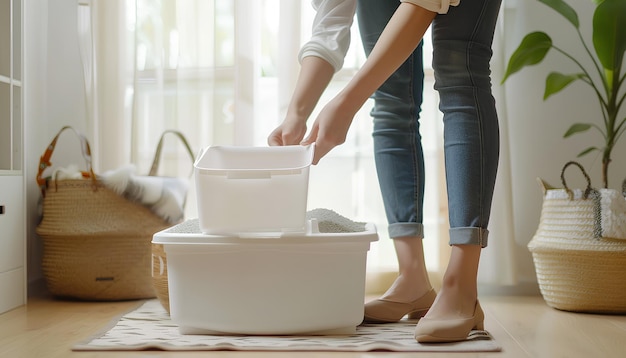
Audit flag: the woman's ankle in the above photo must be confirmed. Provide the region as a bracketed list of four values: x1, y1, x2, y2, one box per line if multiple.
[384, 236, 432, 301]
[423, 245, 481, 317]
[381, 273, 433, 302]
[442, 245, 481, 292]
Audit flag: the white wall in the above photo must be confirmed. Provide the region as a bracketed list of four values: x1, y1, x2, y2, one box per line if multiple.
[500, 0, 626, 289]
[25, 0, 88, 287]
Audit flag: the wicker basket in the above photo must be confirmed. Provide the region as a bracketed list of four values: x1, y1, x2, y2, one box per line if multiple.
[152, 243, 170, 313]
[529, 235, 626, 313]
[36, 126, 176, 301]
[37, 179, 171, 300]
[529, 162, 626, 313]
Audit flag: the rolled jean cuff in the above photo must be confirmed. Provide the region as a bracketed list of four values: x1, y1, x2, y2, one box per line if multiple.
[449, 227, 489, 248]
[389, 223, 425, 239]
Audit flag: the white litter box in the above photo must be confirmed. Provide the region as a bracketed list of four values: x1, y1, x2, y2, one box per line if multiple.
[152, 215, 378, 335]
[194, 145, 314, 236]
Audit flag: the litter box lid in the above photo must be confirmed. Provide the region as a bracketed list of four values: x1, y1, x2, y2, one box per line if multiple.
[152, 218, 379, 245]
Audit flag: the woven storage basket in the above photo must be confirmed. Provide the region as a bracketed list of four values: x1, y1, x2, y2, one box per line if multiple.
[36, 126, 173, 301]
[152, 243, 170, 313]
[37, 179, 171, 301]
[529, 162, 626, 313]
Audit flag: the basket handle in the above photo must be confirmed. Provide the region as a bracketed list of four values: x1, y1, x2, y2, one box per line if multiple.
[560, 161, 593, 200]
[36, 126, 98, 197]
[148, 130, 195, 177]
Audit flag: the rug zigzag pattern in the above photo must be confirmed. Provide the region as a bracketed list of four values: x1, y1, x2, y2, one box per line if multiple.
[74, 300, 501, 352]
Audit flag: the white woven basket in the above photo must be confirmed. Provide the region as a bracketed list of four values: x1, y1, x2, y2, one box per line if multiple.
[529, 162, 626, 313]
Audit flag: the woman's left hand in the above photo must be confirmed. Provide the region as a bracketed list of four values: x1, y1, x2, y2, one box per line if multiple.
[301, 94, 356, 165]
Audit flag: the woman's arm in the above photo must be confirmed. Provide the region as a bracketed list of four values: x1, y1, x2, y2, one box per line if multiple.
[267, 56, 334, 145]
[268, 0, 356, 146]
[302, 3, 436, 163]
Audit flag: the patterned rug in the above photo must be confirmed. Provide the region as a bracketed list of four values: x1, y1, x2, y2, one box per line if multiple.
[74, 300, 501, 352]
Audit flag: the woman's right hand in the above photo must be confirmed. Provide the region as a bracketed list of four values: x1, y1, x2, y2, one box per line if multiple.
[267, 116, 308, 146]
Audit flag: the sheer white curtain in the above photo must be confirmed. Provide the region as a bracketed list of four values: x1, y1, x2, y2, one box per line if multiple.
[80, 0, 522, 290]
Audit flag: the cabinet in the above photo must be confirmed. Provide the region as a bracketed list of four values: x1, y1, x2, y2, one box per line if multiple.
[0, 0, 25, 314]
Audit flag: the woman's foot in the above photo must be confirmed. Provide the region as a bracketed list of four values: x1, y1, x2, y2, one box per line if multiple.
[414, 244, 483, 342]
[364, 236, 434, 323]
[414, 300, 484, 342]
[364, 288, 436, 323]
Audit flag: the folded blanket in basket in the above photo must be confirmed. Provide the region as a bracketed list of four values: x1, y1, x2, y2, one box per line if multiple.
[54, 165, 188, 224]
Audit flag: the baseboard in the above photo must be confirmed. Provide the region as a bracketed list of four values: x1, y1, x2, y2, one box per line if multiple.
[27, 277, 50, 298]
[479, 281, 541, 296]
[366, 270, 541, 297]
[0, 268, 26, 314]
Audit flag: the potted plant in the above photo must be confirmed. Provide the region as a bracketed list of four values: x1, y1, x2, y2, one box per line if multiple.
[502, 0, 626, 189]
[502, 0, 626, 314]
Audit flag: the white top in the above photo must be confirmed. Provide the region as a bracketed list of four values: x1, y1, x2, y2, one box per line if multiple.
[298, 0, 357, 72]
[299, 0, 460, 72]
[402, 0, 460, 14]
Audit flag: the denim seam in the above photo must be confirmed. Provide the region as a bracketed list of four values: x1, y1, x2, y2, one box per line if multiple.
[408, 53, 421, 225]
[467, 2, 489, 230]
[407, 53, 421, 226]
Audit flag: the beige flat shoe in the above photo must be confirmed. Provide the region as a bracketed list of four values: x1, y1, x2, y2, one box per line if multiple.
[414, 300, 485, 343]
[363, 288, 436, 323]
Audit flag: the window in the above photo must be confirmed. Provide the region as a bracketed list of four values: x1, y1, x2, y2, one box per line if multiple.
[119, 0, 446, 275]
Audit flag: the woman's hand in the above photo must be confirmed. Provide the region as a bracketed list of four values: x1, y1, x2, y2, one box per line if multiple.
[267, 116, 308, 146]
[301, 93, 356, 164]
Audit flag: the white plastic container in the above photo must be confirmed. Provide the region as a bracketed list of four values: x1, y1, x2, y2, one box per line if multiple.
[152, 218, 378, 335]
[194, 145, 314, 236]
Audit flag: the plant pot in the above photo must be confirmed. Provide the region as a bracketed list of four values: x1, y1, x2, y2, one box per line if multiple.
[529, 172, 626, 314]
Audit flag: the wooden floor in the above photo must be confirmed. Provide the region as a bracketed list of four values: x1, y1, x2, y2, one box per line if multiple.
[1, 292, 625, 358]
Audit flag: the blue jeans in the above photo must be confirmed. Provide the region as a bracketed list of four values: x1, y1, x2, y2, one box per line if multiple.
[356, 0, 501, 248]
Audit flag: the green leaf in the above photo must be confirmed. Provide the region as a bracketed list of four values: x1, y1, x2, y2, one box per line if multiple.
[539, 0, 580, 28]
[544, 72, 585, 99]
[577, 147, 599, 157]
[502, 32, 552, 83]
[564, 123, 592, 138]
[592, 0, 626, 71]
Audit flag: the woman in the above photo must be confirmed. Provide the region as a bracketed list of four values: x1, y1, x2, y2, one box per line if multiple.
[268, 0, 501, 343]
